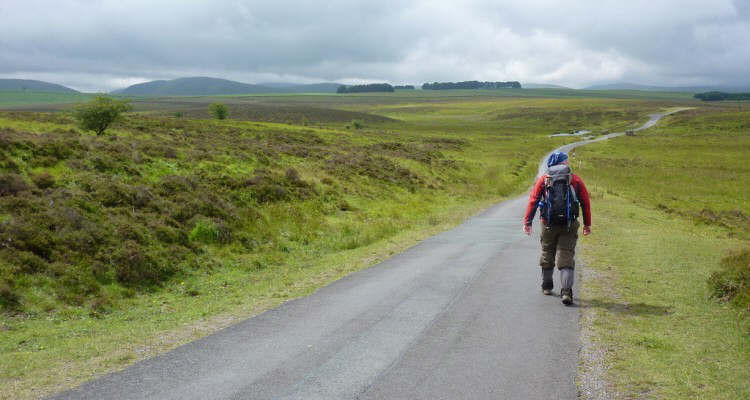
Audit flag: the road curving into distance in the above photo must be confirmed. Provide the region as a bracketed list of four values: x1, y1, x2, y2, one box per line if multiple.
[538, 108, 691, 177]
[51, 109, 687, 400]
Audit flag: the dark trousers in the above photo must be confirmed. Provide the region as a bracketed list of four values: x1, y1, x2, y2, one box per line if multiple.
[539, 220, 579, 270]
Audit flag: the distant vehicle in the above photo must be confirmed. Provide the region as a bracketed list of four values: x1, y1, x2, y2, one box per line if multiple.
[626, 130, 635, 136]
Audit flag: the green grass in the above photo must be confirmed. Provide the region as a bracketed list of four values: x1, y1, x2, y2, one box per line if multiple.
[211, 88, 697, 101]
[0, 93, 687, 398]
[576, 105, 750, 399]
[577, 107, 750, 235]
[0, 91, 94, 108]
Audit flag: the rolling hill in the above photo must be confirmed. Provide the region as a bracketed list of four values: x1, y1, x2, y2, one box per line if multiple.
[0, 79, 78, 93]
[113, 77, 344, 96]
[111, 77, 272, 96]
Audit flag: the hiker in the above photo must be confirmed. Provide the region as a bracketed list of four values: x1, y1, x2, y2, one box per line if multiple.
[523, 151, 591, 305]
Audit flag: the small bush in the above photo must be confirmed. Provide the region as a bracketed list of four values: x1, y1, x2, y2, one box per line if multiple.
[245, 169, 315, 204]
[154, 224, 187, 245]
[112, 241, 169, 286]
[209, 103, 229, 120]
[32, 139, 79, 160]
[285, 167, 301, 182]
[189, 220, 220, 244]
[1, 219, 55, 259]
[0, 173, 28, 196]
[31, 172, 56, 189]
[160, 175, 196, 195]
[92, 179, 137, 207]
[73, 96, 132, 136]
[0, 283, 21, 311]
[708, 248, 750, 311]
[5, 250, 48, 274]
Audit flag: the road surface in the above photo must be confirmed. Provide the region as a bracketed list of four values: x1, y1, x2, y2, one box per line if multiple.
[52, 110, 685, 400]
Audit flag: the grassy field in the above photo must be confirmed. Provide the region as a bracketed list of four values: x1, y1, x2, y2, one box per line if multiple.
[0, 90, 696, 398]
[576, 106, 750, 399]
[0, 91, 94, 108]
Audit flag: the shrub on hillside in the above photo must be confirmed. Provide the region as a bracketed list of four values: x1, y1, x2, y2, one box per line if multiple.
[189, 219, 232, 245]
[31, 172, 56, 189]
[73, 96, 132, 136]
[244, 168, 316, 204]
[0, 282, 21, 311]
[0, 173, 28, 196]
[112, 241, 174, 286]
[708, 248, 750, 311]
[209, 103, 229, 120]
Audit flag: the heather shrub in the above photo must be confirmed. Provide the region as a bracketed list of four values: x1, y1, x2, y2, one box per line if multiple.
[32, 172, 56, 189]
[0, 173, 28, 196]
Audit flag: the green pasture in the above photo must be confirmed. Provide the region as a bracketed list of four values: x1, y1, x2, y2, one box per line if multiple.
[576, 105, 750, 399]
[577, 106, 750, 237]
[0, 91, 94, 108]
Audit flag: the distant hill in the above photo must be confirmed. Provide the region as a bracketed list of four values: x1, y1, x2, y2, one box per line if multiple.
[112, 77, 272, 96]
[584, 82, 750, 93]
[113, 78, 346, 96]
[0, 79, 79, 93]
[522, 83, 571, 89]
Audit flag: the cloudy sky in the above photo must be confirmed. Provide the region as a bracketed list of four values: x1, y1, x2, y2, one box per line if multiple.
[1, 0, 748, 92]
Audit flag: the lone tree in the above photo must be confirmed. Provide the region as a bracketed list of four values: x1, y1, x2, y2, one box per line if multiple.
[73, 96, 132, 136]
[209, 102, 229, 120]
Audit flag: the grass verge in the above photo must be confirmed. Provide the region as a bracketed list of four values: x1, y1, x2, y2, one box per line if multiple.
[1, 194, 497, 399]
[576, 105, 750, 399]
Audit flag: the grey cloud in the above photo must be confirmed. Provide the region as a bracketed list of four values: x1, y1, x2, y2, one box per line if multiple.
[1, 0, 748, 91]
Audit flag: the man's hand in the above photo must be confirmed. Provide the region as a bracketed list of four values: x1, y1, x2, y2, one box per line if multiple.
[523, 224, 532, 236]
[583, 225, 592, 236]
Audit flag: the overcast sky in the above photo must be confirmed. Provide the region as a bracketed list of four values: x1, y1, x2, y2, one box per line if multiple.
[1, 0, 748, 92]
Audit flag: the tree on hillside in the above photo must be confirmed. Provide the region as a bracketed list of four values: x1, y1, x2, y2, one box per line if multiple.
[209, 102, 229, 120]
[73, 96, 132, 136]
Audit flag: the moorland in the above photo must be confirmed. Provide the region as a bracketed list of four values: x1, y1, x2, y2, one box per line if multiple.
[0, 89, 747, 399]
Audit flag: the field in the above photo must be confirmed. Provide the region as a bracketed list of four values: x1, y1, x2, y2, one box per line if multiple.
[575, 105, 750, 399]
[0, 91, 94, 108]
[0, 89, 729, 398]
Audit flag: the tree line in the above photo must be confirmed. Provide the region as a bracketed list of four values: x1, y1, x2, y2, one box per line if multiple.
[422, 81, 522, 90]
[694, 91, 750, 101]
[337, 83, 394, 93]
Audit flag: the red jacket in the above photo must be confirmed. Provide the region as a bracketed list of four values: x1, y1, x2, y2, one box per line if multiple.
[524, 174, 591, 227]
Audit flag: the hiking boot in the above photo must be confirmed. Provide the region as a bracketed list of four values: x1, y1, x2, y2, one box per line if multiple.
[561, 288, 573, 305]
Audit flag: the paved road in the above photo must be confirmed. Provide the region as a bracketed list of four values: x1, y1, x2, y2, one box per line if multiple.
[52, 110, 684, 400]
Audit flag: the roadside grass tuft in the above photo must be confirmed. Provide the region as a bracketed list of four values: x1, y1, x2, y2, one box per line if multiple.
[708, 248, 750, 311]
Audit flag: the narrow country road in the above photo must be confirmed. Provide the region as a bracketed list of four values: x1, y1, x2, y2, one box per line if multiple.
[51, 110, 686, 400]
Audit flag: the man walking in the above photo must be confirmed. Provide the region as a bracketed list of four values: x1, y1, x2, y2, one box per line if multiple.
[523, 151, 591, 305]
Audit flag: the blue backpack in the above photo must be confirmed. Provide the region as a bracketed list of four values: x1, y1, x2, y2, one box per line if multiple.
[540, 164, 579, 226]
